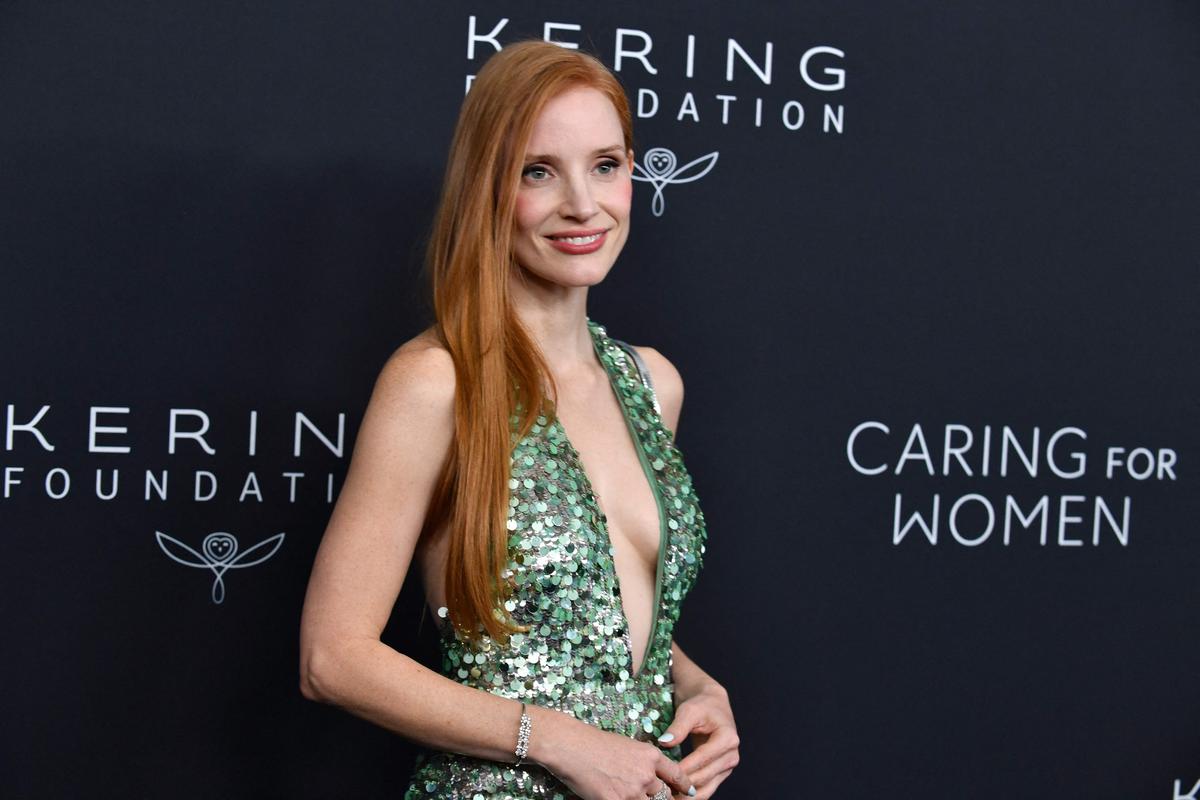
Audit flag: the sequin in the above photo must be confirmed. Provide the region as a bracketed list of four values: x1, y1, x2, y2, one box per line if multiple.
[404, 318, 707, 799]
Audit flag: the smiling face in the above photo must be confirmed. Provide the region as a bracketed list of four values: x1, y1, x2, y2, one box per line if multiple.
[510, 86, 633, 291]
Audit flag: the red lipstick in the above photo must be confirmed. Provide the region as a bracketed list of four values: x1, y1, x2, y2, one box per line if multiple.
[545, 228, 608, 255]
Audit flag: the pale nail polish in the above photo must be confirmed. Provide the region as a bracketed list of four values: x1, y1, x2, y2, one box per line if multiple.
[688, 786, 697, 797]
[657, 732, 675, 743]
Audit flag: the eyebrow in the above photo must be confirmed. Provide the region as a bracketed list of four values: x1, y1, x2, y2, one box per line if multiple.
[523, 145, 626, 163]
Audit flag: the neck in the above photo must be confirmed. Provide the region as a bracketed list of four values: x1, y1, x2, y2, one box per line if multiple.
[508, 272, 596, 376]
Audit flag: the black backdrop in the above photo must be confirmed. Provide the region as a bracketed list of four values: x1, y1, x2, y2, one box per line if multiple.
[3, 2, 1198, 798]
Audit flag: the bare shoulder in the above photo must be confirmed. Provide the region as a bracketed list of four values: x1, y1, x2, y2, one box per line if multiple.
[371, 327, 457, 416]
[630, 344, 685, 436]
[349, 327, 457, 472]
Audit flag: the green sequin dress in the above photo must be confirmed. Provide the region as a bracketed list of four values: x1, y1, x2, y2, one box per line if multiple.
[404, 318, 708, 800]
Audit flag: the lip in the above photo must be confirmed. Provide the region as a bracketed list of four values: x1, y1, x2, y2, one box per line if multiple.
[544, 228, 609, 255]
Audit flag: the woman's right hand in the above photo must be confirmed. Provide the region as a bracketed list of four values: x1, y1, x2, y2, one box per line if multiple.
[530, 706, 695, 800]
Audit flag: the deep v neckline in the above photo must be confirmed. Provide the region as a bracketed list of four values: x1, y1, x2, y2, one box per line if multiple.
[549, 321, 668, 680]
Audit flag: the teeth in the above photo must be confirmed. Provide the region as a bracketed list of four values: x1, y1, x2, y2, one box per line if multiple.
[551, 233, 602, 245]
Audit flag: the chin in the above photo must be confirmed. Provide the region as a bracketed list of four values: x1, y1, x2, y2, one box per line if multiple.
[515, 254, 619, 288]
[554, 265, 615, 288]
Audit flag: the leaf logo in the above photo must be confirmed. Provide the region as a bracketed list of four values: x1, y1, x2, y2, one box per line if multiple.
[631, 147, 720, 217]
[156, 530, 286, 603]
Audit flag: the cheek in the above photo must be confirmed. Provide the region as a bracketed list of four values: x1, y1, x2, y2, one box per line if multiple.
[614, 176, 633, 213]
[513, 193, 540, 236]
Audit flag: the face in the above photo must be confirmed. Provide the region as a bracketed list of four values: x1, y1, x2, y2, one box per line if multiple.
[511, 86, 633, 290]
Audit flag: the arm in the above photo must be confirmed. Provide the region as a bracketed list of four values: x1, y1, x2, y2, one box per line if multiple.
[299, 342, 537, 762]
[298, 342, 694, 798]
[661, 646, 740, 800]
[634, 346, 741, 797]
[670, 640, 726, 704]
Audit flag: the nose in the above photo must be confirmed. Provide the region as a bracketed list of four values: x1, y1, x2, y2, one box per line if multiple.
[560, 174, 598, 220]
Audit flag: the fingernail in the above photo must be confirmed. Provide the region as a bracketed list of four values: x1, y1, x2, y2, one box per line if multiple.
[657, 732, 675, 743]
[688, 786, 697, 797]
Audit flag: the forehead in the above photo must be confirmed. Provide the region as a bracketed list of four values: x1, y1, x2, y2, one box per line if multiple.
[525, 86, 623, 153]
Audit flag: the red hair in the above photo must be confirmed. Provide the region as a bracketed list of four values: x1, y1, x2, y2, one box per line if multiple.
[420, 40, 633, 644]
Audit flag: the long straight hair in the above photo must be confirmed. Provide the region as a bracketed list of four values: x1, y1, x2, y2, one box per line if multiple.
[420, 41, 634, 644]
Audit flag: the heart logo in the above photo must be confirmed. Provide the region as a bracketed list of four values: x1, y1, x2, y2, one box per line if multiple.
[156, 529, 287, 604]
[643, 148, 677, 179]
[631, 147, 720, 217]
[202, 532, 238, 563]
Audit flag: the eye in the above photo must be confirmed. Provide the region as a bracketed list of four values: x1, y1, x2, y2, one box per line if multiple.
[522, 164, 551, 182]
[595, 158, 621, 176]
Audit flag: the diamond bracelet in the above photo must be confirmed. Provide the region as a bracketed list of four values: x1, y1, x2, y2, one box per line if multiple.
[514, 702, 532, 766]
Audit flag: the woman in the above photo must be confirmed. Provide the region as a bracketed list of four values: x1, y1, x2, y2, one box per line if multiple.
[298, 40, 739, 799]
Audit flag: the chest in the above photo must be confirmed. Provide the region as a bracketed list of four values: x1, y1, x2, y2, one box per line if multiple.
[552, 375, 663, 573]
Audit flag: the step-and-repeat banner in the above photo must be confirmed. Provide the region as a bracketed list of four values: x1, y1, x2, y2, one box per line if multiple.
[3, 2, 1197, 797]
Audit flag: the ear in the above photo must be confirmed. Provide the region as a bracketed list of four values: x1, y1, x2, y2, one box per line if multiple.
[628, 148, 636, 170]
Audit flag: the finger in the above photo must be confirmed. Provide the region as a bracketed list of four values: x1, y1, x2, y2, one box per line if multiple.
[676, 735, 725, 771]
[654, 705, 700, 748]
[692, 742, 739, 790]
[692, 768, 732, 800]
[682, 752, 737, 790]
[676, 732, 737, 775]
[656, 751, 696, 797]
